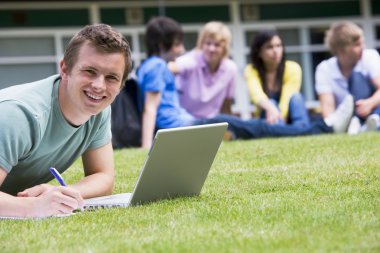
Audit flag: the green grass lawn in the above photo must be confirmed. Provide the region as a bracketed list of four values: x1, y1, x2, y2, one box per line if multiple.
[1, 133, 379, 253]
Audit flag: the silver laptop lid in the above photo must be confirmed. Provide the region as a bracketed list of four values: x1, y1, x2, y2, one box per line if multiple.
[129, 122, 228, 206]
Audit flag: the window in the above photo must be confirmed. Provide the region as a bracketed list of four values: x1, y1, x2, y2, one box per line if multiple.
[0, 64, 56, 89]
[0, 37, 54, 57]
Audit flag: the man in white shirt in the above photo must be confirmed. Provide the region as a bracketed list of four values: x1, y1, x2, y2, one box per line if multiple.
[315, 21, 380, 134]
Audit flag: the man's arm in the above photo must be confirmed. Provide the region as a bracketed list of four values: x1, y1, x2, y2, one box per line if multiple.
[142, 91, 162, 149]
[0, 168, 83, 218]
[315, 60, 336, 118]
[11, 142, 115, 215]
[70, 142, 115, 199]
[318, 93, 336, 118]
[356, 76, 380, 117]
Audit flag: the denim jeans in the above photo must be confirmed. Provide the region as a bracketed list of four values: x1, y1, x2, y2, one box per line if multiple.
[260, 93, 310, 127]
[349, 72, 380, 122]
[195, 114, 332, 140]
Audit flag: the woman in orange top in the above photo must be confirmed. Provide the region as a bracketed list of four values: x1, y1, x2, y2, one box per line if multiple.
[245, 30, 310, 127]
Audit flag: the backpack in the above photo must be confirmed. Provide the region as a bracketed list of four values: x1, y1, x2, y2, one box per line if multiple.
[111, 78, 142, 149]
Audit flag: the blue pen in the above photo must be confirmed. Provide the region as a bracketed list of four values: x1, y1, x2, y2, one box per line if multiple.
[49, 167, 67, 186]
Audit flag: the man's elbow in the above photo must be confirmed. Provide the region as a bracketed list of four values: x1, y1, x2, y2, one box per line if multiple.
[105, 173, 115, 195]
[98, 171, 114, 195]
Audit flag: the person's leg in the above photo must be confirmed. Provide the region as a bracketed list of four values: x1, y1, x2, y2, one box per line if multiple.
[240, 95, 353, 137]
[198, 114, 329, 139]
[238, 118, 329, 138]
[349, 72, 375, 99]
[349, 72, 380, 131]
[197, 98, 355, 140]
[288, 93, 311, 127]
[349, 72, 375, 121]
[195, 114, 260, 139]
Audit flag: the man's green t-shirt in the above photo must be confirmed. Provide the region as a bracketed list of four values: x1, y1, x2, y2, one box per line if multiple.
[0, 75, 112, 195]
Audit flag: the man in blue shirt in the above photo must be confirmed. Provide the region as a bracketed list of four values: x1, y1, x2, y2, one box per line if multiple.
[138, 17, 194, 149]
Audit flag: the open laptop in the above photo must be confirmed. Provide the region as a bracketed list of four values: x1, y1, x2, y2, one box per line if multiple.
[84, 122, 228, 210]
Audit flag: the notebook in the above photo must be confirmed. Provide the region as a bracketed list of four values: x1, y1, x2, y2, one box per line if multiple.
[84, 122, 228, 209]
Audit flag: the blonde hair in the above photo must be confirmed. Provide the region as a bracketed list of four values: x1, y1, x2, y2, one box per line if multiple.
[196, 21, 232, 58]
[324, 21, 363, 55]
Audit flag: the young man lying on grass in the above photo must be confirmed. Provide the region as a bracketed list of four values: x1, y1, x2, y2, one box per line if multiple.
[0, 24, 132, 218]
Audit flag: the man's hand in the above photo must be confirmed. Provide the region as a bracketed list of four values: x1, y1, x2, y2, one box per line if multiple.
[355, 99, 374, 118]
[17, 184, 84, 217]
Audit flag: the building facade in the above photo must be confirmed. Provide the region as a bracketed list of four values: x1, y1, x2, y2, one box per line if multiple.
[1, 0, 379, 118]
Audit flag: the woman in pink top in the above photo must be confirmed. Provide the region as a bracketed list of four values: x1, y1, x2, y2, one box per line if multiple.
[169, 21, 238, 119]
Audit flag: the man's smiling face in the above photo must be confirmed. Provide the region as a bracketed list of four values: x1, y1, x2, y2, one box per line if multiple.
[59, 41, 125, 125]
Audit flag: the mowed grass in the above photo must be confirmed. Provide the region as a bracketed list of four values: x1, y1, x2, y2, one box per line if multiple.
[1, 133, 379, 253]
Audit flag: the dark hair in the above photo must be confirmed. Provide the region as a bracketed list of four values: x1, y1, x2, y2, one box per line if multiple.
[64, 24, 132, 84]
[250, 30, 286, 95]
[145, 16, 183, 57]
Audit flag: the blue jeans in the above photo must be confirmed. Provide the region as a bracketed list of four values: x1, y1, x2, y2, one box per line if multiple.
[260, 93, 310, 127]
[195, 114, 332, 140]
[349, 72, 380, 122]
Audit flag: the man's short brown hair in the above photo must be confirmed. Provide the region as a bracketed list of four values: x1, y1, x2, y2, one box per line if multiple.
[64, 24, 132, 84]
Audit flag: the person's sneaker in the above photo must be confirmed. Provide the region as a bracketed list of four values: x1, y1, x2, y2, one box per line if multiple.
[347, 116, 361, 135]
[364, 114, 380, 132]
[324, 95, 354, 133]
